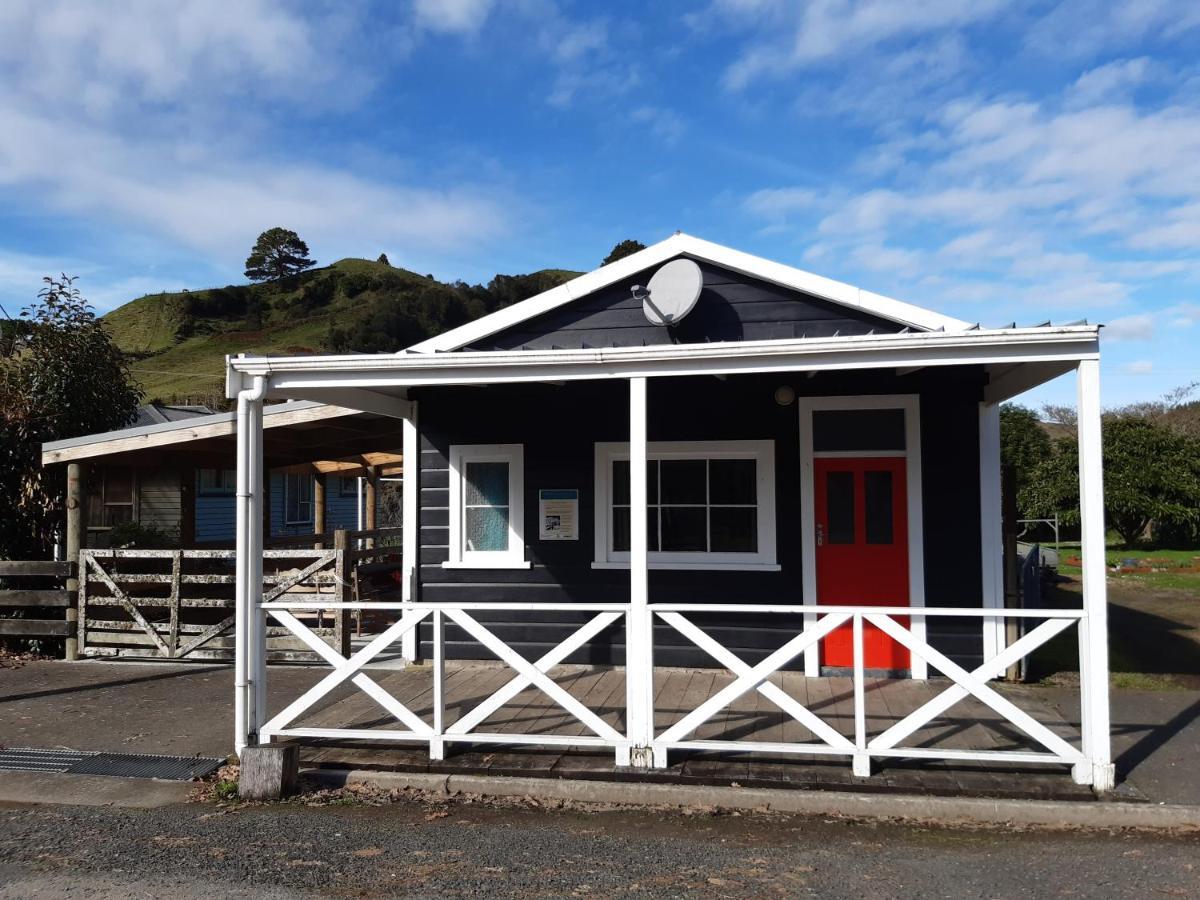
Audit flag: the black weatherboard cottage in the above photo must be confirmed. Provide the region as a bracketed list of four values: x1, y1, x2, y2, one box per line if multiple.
[225, 233, 1115, 788]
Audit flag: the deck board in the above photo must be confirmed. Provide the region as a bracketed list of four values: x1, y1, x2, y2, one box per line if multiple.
[281, 662, 1094, 800]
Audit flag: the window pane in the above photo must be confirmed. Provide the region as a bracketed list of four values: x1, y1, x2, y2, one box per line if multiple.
[613, 460, 629, 505]
[709, 458, 756, 504]
[466, 505, 509, 551]
[865, 470, 894, 545]
[105, 468, 134, 504]
[660, 459, 706, 504]
[711, 507, 757, 552]
[813, 409, 906, 452]
[465, 461, 509, 507]
[612, 507, 659, 552]
[660, 506, 706, 551]
[826, 471, 855, 544]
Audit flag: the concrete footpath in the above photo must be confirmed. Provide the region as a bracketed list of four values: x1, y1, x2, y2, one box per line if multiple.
[2, 659, 1200, 827]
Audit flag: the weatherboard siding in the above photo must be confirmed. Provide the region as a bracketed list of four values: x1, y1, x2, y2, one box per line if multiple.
[465, 258, 907, 352]
[195, 471, 358, 543]
[412, 369, 987, 670]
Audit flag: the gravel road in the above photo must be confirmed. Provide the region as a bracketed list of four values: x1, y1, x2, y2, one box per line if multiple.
[1, 795, 1198, 898]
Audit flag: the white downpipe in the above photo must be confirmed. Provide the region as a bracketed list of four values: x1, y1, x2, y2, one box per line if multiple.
[235, 375, 267, 756]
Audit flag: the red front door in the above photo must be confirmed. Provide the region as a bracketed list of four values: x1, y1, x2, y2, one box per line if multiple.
[814, 456, 910, 670]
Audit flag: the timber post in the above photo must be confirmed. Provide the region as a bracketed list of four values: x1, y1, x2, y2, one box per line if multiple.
[364, 467, 378, 550]
[64, 462, 86, 661]
[333, 528, 352, 657]
[1001, 463, 1021, 681]
[313, 472, 327, 550]
[179, 465, 196, 547]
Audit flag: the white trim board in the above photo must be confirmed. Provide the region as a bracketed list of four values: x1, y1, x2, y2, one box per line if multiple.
[406, 233, 972, 354]
[798, 395, 927, 680]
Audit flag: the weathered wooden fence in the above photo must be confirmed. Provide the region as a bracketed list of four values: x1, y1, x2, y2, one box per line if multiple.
[0, 560, 73, 647]
[78, 549, 350, 661]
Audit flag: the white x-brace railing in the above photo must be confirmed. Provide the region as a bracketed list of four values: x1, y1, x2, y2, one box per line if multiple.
[252, 598, 1098, 784]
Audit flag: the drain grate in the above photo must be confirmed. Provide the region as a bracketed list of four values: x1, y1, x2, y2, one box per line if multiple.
[0, 748, 222, 781]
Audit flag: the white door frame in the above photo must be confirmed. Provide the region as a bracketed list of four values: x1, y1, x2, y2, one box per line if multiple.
[798, 394, 928, 679]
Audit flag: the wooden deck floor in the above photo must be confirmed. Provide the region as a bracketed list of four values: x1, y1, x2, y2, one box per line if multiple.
[284, 662, 1096, 801]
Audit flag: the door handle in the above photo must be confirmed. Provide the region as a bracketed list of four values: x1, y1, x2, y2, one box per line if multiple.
[816, 522, 824, 546]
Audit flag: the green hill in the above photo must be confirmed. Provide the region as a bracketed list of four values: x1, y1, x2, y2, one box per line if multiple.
[104, 258, 581, 404]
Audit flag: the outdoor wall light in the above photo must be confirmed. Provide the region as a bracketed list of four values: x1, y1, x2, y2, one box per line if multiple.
[774, 385, 796, 406]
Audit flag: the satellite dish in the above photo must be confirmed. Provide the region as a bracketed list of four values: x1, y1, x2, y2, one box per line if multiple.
[638, 259, 702, 326]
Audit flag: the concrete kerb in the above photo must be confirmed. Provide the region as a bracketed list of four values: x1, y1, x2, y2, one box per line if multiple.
[303, 768, 1200, 830]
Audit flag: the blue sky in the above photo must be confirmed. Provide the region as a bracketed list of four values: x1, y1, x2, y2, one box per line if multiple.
[2, 1, 1200, 408]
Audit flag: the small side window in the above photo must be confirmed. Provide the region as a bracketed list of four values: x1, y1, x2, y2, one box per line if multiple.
[448, 445, 527, 568]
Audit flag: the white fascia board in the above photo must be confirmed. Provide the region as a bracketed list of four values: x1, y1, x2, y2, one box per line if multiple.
[405, 233, 971, 354]
[230, 327, 1100, 393]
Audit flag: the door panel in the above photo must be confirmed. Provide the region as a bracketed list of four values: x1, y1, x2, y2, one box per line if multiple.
[814, 456, 910, 670]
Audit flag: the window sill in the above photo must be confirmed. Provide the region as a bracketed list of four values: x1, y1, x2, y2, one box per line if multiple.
[442, 560, 533, 570]
[591, 561, 782, 572]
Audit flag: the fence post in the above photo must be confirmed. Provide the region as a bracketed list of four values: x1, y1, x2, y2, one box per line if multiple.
[430, 609, 445, 760]
[64, 462, 86, 661]
[333, 529, 352, 657]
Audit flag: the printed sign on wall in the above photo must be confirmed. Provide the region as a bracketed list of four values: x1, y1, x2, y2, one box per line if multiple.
[539, 489, 579, 541]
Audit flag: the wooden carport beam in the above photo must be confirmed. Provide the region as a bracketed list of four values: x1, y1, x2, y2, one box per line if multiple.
[274, 388, 412, 420]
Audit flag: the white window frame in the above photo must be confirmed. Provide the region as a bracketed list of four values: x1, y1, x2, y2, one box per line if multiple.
[283, 473, 314, 525]
[592, 440, 779, 571]
[446, 443, 529, 569]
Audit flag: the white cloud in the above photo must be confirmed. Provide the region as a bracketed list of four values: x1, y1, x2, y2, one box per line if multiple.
[630, 107, 686, 146]
[1103, 312, 1155, 341]
[1026, 0, 1200, 60]
[1067, 58, 1156, 107]
[743, 187, 817, 221]
[715, 0, 1007, 90]
[1166, 302, 1200, 328]
[1123, 359, 1155, 375]
[413, 0, 495, 35]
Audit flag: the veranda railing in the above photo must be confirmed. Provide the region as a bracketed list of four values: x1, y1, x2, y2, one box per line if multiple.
[253, 599, 1100, 785]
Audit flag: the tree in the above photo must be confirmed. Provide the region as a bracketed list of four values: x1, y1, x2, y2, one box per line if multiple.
[1024, 417, 1200, 547]
[602, 239, 646, 266]
[0, 276, 141, 558]
[999, 404, 1052, 517]
[244, 228, 316, 282]
[377, 253, 391, 266]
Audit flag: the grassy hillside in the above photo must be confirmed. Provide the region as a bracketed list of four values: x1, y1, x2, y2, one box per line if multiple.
[104, 258, 580, 404]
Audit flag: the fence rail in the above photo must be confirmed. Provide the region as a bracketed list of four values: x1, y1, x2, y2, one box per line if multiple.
[0, 560, 73, 643]
[80, 549, 349, 661]
[257, 599, 1095, 782]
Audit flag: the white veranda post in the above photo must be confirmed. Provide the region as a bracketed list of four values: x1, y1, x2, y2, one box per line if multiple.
[624, 376, 657, 767]
[1076, 358, 1115, 789]
[234, 375, 267, 755]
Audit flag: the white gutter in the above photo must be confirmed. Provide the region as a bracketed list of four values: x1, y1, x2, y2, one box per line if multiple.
[226, 327, 1101, 393]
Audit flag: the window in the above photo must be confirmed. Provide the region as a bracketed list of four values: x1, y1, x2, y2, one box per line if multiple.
[337, 476, 358, 498]
[284, 473, 314, 524]
[198, 469, 236, 496]
[87, 466, 136, 528]
[594, 441, 777, 570]
[447, 444, 528, 568]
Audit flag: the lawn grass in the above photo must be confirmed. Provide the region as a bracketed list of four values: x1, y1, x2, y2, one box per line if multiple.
[1053, 541, 1200, 593]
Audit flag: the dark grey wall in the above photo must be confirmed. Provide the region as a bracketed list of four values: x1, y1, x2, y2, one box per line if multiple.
[466, 258, 907, 351]
[410, 367, 988, 671]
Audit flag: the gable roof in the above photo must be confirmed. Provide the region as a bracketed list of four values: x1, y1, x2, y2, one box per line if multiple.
[406, 233, 972, 354]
